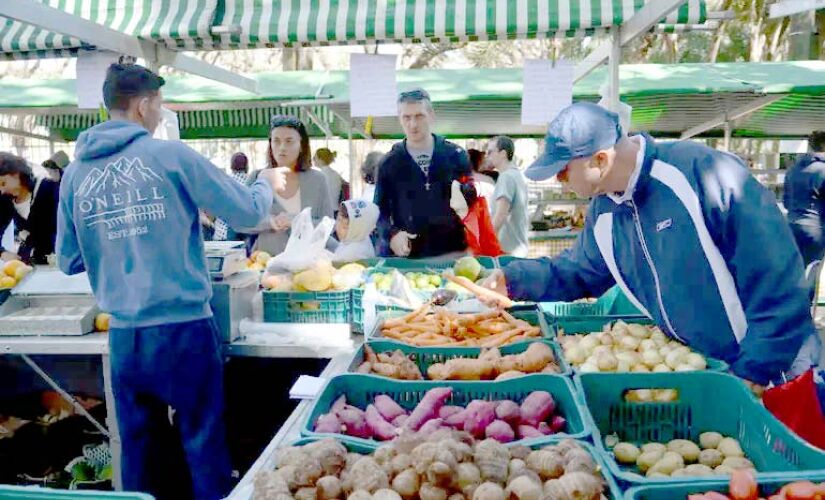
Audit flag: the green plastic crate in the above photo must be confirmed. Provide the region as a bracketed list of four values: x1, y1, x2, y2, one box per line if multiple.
[623, 472, 825, 499]
[380, 256, 497, 270]
[369, 306, 553, 343]
[554, 317, 728, 372]
[349, 338, 571, 376]
[287, 438, 622, 500]
[262, 290, 350, 323]
[576, 372, 825, 486]
[0, 486, 153, 499]
[302, 373, 590, 449]
[351, 288, 365, 333]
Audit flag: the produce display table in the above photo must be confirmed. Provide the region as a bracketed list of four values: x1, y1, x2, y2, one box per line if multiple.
[224, 324, 352, 359]
[227, 352, 356, 500]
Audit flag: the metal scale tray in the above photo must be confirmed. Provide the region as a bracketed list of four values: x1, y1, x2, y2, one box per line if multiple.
[0, 268, 97, 336]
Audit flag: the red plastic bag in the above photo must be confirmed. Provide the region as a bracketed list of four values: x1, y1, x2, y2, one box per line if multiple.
[763, 369, 825, 449]
[462, 198, 504, 257]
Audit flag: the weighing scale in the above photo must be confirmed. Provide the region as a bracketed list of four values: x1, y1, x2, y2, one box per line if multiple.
[205, 241, 247, 281]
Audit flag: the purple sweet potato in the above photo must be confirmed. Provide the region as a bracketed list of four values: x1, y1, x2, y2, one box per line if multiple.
[438, 405, 463, 419]
[464, 401, 496, 438]
[403, 387, 452, 431]
[331, 395, 348, 412]
[517, 425, 544, 439]
[336, 407, 372, 439]
[537, 422, 553, 435]
[443, 409, 468, 428]
[485, 420, 515, 443]
[417, 418, 445, 435]
[315, 413, 342, 433]
[495, 400, 521, 426]
[374, 395, 406, 421]
[391, 414, 408, 427]
[519, 391, 556, 427]
[365, 404, 398, 441]
[549, 415, 567, 433]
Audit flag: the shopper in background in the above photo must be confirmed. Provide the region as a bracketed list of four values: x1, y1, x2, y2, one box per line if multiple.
[0, 152, 60, 264]
[237, 116, 333, 256]
[479, 103, 824, 446]
[783, 130, 825, 303]
[332, 199, 380, 262]
[42, 150, 70, 182]
[485, 136, 529, 257]
[314, 147, 347, 210]
[360, 151, 383, 202]
[56, 63, 280, 499]
[468, 148, 496, 212]
[375, 89, 471, 257]
[213, 152, 250, 242]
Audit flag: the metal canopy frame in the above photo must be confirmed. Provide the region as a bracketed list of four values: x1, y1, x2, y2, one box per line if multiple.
[679, 94, 787, 141]
[0, 0, 258, 94]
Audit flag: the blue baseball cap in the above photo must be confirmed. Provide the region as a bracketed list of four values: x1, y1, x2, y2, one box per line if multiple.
[525, 102, 623, 181]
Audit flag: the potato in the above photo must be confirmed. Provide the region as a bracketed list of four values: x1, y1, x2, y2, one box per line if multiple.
[714, 465, 735, 475]
[641, 443, 667, 455]
[647, 452, 684, 476]
[647, 472, 669, 478]
[670, 468, 687, 477]
[635, 450, 664, 473]
[667, 439, 701, 463]
[717, 438, 744, 458]
[699, 432, 724, 450]
[683, 464, 714, 476]
[698, 449, 724, 468]
[721, 457, 754, 470]
[613, 443, 641, 464]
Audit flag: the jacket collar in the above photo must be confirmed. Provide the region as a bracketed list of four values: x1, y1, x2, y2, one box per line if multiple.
[603, 133, 658, 205]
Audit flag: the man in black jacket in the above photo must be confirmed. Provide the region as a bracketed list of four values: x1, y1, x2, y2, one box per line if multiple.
[375, 89, 471, 257]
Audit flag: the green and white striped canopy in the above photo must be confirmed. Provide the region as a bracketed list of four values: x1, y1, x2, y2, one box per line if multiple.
[1, 0, 706, 59]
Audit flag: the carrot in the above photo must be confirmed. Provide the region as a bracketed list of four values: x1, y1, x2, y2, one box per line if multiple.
[442, 273, 514, 308]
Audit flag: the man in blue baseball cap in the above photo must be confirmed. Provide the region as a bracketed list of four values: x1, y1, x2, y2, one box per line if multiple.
[481, 102, 823, 418]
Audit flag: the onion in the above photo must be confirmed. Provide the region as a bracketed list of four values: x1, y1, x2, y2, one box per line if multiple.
[639, 339, 657, 352]
[616, 359, 632, 372]
[665, 350, 686, 370]
[611, 321, 630, 336]
[597, 352, 619, 372]
[686, 353, 707, 370]
[616, 351, 641, 366]
[565, 346, 587, 365]
[675, 364, 696, 372]
[579, 335, 599, 354]
[632, 364, 651, 373]
[627, 323, 651, 339]
[653, 364, 671, 373]
[619, 336, 641, 351]
[579, 362, 600, 373]
[597, 332, 614, 346]
[654, 389, 679, 402]
[642, 350, 664, 368]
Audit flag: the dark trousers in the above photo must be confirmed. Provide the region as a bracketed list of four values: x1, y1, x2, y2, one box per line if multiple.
[110, 317, 232, 500]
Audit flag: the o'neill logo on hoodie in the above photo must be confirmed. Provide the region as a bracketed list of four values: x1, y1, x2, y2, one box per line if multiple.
[76, 157, 167, 241]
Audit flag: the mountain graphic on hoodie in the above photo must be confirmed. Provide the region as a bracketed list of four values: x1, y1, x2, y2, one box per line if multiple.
[77, 156, 163, 198]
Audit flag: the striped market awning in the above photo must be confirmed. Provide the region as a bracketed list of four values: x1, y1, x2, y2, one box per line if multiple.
[2, 0, 707, 59]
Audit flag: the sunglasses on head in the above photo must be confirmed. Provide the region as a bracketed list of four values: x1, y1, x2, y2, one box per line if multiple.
[270, 116, 302, 128]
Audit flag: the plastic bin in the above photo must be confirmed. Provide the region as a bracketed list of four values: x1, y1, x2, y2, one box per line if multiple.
[576, 372, 825, 486]
[623, 472, 825, 499]
[351, 288, 365, 333]
[368, 306, 553, 343]
[349, 338, 571, 376]
[379, 256, 496, 271]
[302, 373, 590, 449]
[286, 437, 622, 499]
[553, 317, 728, 372]
[262, 290, 351, 323]
[0, 486, 153, 499]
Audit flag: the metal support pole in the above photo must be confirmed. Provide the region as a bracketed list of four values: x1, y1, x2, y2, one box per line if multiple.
[102, 353, 122, 491]
[48, 140, 55, 156]
[348, 120, 357, 198]
[608, 29, 622, 112]
[723, 122, 732, 151]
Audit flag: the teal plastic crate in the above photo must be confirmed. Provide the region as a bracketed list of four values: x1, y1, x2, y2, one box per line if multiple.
[302, 373, 590, 449]
[576, 372, 825, 486]
[379, 256, 497, 270]
[623, 472, 825, 499]
[0, 486, 153, 499]
[349, 338, 571, 377]
[351, 287, 365, 333]
[553, 317, 728, 372]
[262, 290, 350, 323]
[287, 437, 622, 500]
[369, 306, 553, 343]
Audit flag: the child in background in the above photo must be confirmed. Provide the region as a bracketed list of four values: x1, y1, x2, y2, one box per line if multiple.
[332, 199, 379, 263]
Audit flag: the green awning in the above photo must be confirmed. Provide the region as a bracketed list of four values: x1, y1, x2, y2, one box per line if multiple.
[3, 61, 822, 140]
[1, 0, 707, 59]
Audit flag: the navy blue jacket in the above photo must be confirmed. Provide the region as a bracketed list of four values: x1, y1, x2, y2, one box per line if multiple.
[374, 135, 470, 257]
[783, 153, 825, 267]
[504, 135, 815, 385]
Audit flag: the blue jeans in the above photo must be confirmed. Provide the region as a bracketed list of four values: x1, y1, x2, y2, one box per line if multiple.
[110, 317, 232, 500]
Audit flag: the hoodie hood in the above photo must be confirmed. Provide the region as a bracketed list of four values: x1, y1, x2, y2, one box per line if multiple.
[75, 120, 150, 161]
[341, 199, 379, 242]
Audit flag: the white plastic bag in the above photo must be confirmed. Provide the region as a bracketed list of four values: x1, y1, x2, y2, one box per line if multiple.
[266, 207, 335, 273]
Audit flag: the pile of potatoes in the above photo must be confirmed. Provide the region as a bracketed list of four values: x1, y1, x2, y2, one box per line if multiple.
[559, 321, 708, 373]
[611, 432, 755, 478]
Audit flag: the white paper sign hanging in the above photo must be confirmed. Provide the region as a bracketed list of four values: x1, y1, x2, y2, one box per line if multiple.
[350, 54, 398, 118]
[76, 50, 121, 110]
[521, 59, 574, 126]
[153, 107, 180, 141]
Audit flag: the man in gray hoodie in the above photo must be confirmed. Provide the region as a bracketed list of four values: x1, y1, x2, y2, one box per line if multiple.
[57, 63, 278, 499]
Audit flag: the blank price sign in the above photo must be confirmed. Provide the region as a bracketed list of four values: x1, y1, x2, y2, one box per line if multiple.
[521, 59, 574, 127]
[350, 53, 399, 118]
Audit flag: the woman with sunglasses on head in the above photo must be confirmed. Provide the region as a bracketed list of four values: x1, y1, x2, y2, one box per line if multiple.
[238, 116, 333, 256]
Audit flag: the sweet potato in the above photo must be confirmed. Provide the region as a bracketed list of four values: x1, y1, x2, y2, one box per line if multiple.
[519, 391, 555, 427]
[391, 414, 408, 427]
[315, 413, 341, 433]
[516, 425, 543, 439]
[331, 395, 347, 412]
[336, 407, 371, 438]
[374, 395, 406, 421]
[443, 409, 468, 428]
[417, 418, 445, 435]
[537, 422, 553, 435]
[494, 400, 521, 426]
[729, 469, 757, 500]
[464, 401, 496, 438]
[438, 405, 464, 420]
[365, 405, 398, 441]
[549, 415, 566, 433]
[403, 387, 452, 431]
[484, 420, 515, 443]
